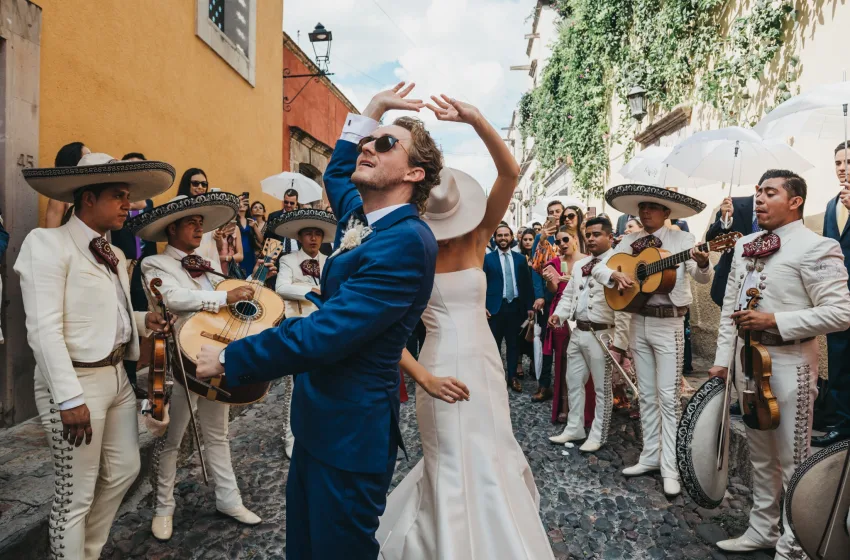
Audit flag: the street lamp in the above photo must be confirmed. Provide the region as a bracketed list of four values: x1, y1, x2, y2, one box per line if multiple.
[627, 86, 647, 122]
[308, 23, 333, 74]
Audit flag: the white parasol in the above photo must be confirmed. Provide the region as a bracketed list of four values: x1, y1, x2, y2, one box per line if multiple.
[260, 172, 323, 203]
[618, 145, 697, 188]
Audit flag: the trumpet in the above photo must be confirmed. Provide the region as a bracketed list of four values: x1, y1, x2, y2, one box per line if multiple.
[589, 327, 639, 396]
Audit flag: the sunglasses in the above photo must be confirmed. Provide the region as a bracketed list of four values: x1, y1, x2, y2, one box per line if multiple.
[563, 213, 577, 220]
[190, 180, 209, 189]
[356, 135, 408, 155]
[557, 237, 572, 245]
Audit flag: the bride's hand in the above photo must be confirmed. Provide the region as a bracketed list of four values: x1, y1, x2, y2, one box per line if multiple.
[425, 95, 483, 127]
[425, 375, 470, 404]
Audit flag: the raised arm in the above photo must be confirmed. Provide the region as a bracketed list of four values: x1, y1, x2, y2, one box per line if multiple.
[425, 95, 519, 244]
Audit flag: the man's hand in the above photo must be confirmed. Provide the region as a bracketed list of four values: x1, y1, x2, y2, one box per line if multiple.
[840, 183, 850, 210]
[362, 82, 425, 121]
[226, 286, 254, 304]
[527, 310, 535, 321]
[690, 247, 710, 269]
[719, 197, 733, 220]
[424, 375, 471, 404]
[731, 309, 777, 331]
[709, 366, 728, 380]
[533, 298, 546, 312]
[610, 271, 634, 290]
[425, 95, 484, 128]
[548, 314, 562, 329]
[145, 311, 174, 334]
[60, 404, 93, 447]
[310, 287, 321, 296]
[196, 344, 225, 379]
[252, 260, 277, 280]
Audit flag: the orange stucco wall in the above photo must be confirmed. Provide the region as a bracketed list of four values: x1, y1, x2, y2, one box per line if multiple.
[282, 44, 351, 171]
[34, 0, 284, 222]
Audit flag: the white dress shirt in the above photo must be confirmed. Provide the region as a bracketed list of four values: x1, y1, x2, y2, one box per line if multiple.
[498, 249, 519, 300]
[167, 246, 221, 294]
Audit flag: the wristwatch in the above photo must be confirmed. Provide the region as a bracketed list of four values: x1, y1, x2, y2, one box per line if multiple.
[218, 349, 226, 366]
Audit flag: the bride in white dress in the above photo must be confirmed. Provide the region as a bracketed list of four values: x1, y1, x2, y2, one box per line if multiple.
[377, 91, 554, 560]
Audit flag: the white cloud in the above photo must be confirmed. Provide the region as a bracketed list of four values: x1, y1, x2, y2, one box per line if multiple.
[283, 0, 536, 188]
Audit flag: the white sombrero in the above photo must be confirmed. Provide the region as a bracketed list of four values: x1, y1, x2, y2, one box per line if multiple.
[268, 208, 337, 239]
[422, 167, 486, 241]
[127, 192, 240, 242]
[605, 183, 706, 220]
[22, 152, 175, 203]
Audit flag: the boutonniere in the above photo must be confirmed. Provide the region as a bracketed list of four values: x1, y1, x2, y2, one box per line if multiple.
[331, 217, 372, 258]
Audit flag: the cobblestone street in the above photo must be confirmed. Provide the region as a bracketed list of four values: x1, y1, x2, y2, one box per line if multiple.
[101, 370, 771, 560]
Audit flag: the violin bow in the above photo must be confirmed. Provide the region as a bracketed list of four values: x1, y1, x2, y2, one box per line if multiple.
[149, 278, 209, 485]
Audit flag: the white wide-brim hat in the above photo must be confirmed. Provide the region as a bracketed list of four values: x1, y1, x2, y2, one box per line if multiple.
[605, 183, 706, 220]
[127, 192, 240, 242]
[268, 208, 337, 240]
[422, 167, 486, 241]
[22, 152, 175, 203]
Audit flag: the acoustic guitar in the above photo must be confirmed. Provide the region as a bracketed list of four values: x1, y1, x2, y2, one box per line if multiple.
[177, 239, 285, 405]
[604, 232, 741, 312]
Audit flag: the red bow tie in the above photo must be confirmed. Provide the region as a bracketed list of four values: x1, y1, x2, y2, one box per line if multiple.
[300, 259, 321, 279]
[630, 235, 662, 253]
[181, 255, 217, 279]
[742, 233, 780, 259]
[581, 258, 600, 277]
[89, 237, 118, 274]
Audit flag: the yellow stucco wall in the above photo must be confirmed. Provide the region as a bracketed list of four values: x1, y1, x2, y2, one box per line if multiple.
[34, 0, 284, 222]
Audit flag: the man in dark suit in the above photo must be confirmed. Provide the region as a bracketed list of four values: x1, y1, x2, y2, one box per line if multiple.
[814, 141, 850, 447]
[705, 186, 759, 307]
[265, 188, 301, 253]
[484, 224, 534, 393]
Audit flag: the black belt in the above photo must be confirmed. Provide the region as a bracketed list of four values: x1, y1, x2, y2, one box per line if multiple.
[739, 331, 815, 347]
[637, 305, 689, 318]
[72, 346, 126, 369]
[575, 320, 613, 332]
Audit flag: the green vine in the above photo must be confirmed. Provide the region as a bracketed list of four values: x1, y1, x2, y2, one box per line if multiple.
[518, 0, 796, 198]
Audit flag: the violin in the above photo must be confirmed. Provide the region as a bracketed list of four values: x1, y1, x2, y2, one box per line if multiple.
[739, 287, 780, 431]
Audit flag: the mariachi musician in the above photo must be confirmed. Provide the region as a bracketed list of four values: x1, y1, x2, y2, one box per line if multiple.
[596, 184, 712, 498]
[708, 170, 850, 557]
[16, 154, 173, 560]
[270, 208, 337, 458]
[129, 193, 266, 541]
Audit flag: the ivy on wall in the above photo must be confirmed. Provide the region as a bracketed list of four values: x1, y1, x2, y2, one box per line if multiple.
[518, 0, 796, 198]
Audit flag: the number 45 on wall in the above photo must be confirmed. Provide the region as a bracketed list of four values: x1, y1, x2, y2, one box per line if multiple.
[16, 154, 34, 168]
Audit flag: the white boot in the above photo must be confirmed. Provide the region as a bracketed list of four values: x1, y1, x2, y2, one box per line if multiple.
[151, 516, 173, 541]
[579, 440, 602, 453]
[218, 505, 262, 525]
[716, 534, 774, 553]
[622, 463, 659, 477]
[549, 428, 585, 444]
[662, 477, 681, 497]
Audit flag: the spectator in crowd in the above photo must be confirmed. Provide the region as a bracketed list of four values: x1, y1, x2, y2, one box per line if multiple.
[561, 204, 586, 253]
[176, 168, 223, 269]
[484, 224, 534, 393]
[624, 217, 643, 234]
[532, 222, 542, 235]
[215, 217, 244, 278]
[515, 228, 537, 379]
[615, 213, 636, 237]
[814, 141, 850, 447]
[45, 142, 91, 228]
[236, 195, 257, 277]
[250, 200, 268, 247]
[518, 229, 535, 263]
[265, 188, 301, 253]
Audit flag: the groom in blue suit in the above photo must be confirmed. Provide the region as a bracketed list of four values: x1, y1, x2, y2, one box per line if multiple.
[195, 84, 441, 559]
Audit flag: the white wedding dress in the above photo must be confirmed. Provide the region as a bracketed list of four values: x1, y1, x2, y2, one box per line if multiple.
[377, 268, 554, 559]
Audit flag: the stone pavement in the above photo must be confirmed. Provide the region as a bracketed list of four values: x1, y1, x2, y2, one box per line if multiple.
[98, 363, 778, 560]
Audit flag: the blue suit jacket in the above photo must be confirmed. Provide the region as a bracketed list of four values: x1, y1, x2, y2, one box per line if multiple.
[705, 196, 755, 306]
[483, 249, 533, 316]
[224, 140, 437, 474]
[824, 194, 850, 289]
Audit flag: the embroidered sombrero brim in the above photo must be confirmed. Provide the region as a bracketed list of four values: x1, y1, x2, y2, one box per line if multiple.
[127, 192, 240, 242]
[268, 209, 337, 240]
[605, 183, 706, 220]
[22, 160, 175, 203]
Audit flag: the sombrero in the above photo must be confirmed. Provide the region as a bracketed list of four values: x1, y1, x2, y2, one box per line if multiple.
[268, 208, 337, 240]
[127, 192, 240, 242]
[22, 152, 175, 203]
[606, 184, 706, 220]
[422, 167, 486, 241]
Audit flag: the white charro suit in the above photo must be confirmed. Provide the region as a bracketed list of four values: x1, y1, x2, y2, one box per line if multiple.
[552, 249, 629, 445]
[596, 227, 712, 480]
[141, 246, 244, 517]
[274, 248, 326, 457]
[15, 216, 149, 560]
[714, 220, 850, 559]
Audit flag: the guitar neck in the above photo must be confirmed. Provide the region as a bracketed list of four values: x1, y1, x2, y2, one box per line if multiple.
[643, 241, 709, 277]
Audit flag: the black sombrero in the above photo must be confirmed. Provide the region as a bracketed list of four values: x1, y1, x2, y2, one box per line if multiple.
[127, 192, 240, 242]
[606, 184, 706, 220]
[22, 152, 175, 203]
[268, 208, 337, 240]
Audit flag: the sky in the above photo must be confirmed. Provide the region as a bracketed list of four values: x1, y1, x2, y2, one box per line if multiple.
[283, 0, 537, 192]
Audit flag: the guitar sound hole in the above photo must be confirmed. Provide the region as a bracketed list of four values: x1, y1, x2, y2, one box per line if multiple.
[635, 262, 647, 283]
[231, 301, 263, 321]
